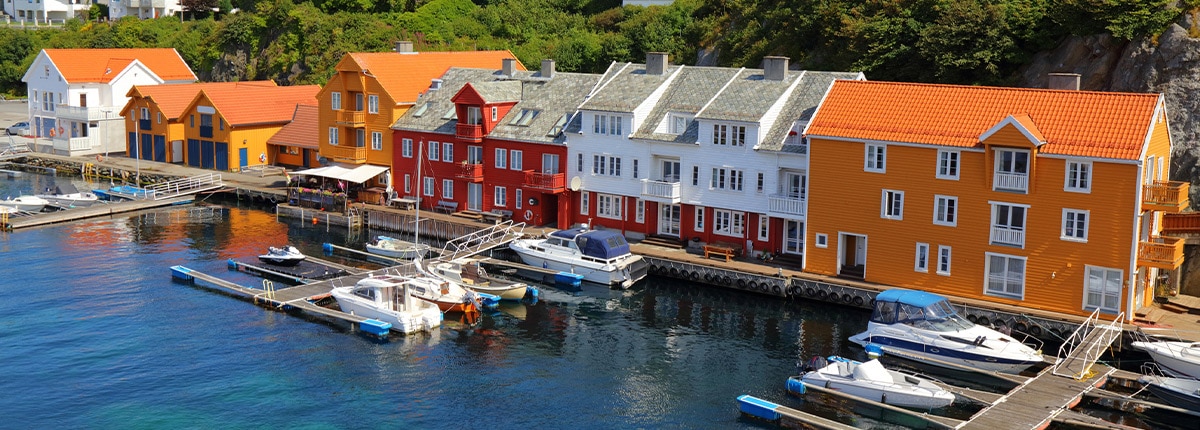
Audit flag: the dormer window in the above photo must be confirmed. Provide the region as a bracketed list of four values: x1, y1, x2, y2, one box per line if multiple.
[669, 113, 691, 134]
[411, 102, 429, 118]
[466, 106, 482, 125]
[547, 114, 569, 137]
[430, 79, 442, 90]
[442, 106, 457, 120]
[511, 109, 539, 126]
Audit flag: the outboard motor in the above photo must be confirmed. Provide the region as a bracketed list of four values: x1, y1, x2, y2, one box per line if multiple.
[805, 356, 829, 373]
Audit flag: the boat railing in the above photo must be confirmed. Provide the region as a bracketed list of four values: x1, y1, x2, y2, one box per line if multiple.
[1007, 328, 1044, 354]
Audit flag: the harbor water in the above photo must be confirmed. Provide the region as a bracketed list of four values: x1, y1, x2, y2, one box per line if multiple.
[0, 172, 1186, 429]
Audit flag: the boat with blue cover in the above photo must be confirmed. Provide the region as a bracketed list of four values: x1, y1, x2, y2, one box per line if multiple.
[788, 355, 955, 409]
[508, 224, 649, 289]
[848, 289, 1044, 374]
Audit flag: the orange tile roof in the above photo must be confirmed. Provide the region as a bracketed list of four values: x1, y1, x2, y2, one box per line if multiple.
[45, 48, 197, 83]
[267, 104, 319, 148]
[345, 51, 524, 103]
[194, 85, 321, 126]
[126, 81, 277, 119]
[806, 80, 1162, 160]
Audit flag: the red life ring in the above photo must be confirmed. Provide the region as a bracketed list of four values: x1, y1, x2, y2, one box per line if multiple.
[48, 128, 55, 137]
[58, 126, 64, 135]
[258, 153, 266, 163]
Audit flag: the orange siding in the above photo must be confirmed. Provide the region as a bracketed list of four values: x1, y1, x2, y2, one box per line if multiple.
[317, 65, 398, 167]
[807, 137, 1139, 318]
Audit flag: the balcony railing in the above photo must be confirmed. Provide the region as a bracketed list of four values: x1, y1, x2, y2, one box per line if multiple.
[525, 170, 566, 193]
[336, 110, 365, 127]
[767, 194, 806, 217]
[457, 163, 484, 182]
[324, 144, 367, 164]
[456, 123, 483, 142]
[1143, 180, 1190, 212]
[53, 136, 94, 152]
[990, 227, 1025, 247]
[640, 179, 681, 202]
[1138, 236, 1185, 270]
[56, 105, 118, 121]
[993, 172, 1028, 193]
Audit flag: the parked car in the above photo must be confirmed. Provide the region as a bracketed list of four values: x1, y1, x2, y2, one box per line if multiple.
[6, 121, 30, 136]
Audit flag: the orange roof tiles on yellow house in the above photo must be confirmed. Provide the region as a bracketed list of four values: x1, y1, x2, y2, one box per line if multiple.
[267, 104, 321, 169]
[120, 81, 278, 162]
[317, 43, 524, 171]
[803, 79, 1185, 321]
[177, 85, 320, 171]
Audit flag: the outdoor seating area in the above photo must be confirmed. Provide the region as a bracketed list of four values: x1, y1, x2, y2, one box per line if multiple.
[703, 241, 743, 262]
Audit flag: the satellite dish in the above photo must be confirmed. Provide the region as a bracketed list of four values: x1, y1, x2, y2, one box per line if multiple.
[569, 176, 582, 191]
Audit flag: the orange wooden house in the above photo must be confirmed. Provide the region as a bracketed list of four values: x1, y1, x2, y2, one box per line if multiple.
[119, 81, 277, 163]
[803, 78, 1188, 321]
[316, 42, 523, 193]
[178, 85, 320, 171]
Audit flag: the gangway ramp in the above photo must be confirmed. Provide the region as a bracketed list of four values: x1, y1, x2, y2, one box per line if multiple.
[1053, 309, 1124, 380]
[435, 220, 526, 262]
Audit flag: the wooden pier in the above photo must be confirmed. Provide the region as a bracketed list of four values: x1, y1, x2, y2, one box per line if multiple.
[5, 196, 194, 230]
[227, 255, 367, 284]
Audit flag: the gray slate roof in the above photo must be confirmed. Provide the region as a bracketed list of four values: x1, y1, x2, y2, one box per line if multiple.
[469, 81, 522, 103]
[578, 62, 680, 112]
[698, 69, 799, 123]
[392, 68, 499, 135]
[758, 71, 863, 152]
[631, 66, 741, 143]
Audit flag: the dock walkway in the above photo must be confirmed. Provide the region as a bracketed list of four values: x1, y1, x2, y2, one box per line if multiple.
[6, 196, 194, 230]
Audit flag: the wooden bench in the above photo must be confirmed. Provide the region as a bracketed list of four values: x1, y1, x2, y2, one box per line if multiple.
[435, 200, 459, 214]
[703, 242, 742, 262]
[452, 210, 485, 221]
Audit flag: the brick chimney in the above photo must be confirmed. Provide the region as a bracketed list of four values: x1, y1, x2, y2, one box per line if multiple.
[1048, 73, 1080, 90]
[394, 41, 414, 54]
[541, 59, 555, 79]
[763, 56, 788, 81]
[646, 52, 668, 75]
[502, 58, 517, 77]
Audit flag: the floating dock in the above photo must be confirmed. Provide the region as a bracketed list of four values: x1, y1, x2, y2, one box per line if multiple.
[5, 196, 194, 230]
[227, 255, 365, 284]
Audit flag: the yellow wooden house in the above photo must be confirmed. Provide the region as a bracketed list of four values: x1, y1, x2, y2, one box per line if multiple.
[120, 81, 276, 163]
[803, 79, 1187, 321]
[178, 84, 320, 171]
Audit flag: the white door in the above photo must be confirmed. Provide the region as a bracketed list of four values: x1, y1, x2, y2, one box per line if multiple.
[171, 140, 183, 163]
[783, 220, 803, 254]
[658, 204, 680, 236]
[784, 172, 805, 199]
[661, 159, 680, 182]
[467, 183, 483, 211]
[542, 153, 560, 174]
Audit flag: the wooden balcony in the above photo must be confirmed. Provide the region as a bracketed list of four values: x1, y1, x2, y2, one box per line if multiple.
[336, 110, 365, 127]
[524, 170, 565, 193]
[457, 163, 484, 182]
[324, 144, 367, 164]
[1138, 236, 1185, 270]
[457, 123, 484, 142]
[1143, 180, 1190, 212]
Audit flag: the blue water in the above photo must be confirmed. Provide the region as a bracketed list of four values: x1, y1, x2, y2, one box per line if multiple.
[0, 172, 1175, 429]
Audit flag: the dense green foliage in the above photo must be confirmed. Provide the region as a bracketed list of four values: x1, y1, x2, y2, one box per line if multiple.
[0, 0, 1194, 96]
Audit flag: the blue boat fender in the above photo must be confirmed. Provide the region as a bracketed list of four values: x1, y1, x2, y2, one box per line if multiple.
[226, 258, 237, 270]
[865, 343, 884, 359]
[527, 286, 540, 300]
[786, 376, 806, 395]
[322, 243, 333, 254]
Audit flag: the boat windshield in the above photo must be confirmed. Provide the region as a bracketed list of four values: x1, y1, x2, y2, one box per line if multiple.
[871, 296, 973, 332]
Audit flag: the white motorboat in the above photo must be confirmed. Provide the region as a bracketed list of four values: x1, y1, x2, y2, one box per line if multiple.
[1139, 373, 1200, 411]
[403, 267, 499, 313]
[787, 355, 955, 409]
[329, 274, 443, 335]
[848, 289, 1044, 374]
[36, 183, 99, 208]
[508, 224, 649, 289]
[0, 195, 48, 212]
[366, 235, 431, 260]
[1131, 340, 1200, 379]
[258, 245, 306, 266]
[426, 258, 538, 301]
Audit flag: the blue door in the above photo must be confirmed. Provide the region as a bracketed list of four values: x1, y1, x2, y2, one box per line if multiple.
[303, 149, 311, 168]
[215, 142, 229, 171]
[128, 132, 138, 158]
[238, 148, 248, 170]
[187, 139, 200, 167]
[154, 136, 166, 162]
[140, 134, 152, 160]
[201, 141, 214, 169]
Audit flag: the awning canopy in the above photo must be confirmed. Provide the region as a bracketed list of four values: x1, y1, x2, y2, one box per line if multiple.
[294, 165, 389, 184]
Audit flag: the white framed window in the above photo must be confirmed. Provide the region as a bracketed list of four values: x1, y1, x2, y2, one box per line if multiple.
[1062, 209, 1089, 242]
[467, 146, 483, 164]
[633, 159, 639, 179]
[985, 253, 1026, 299]
[577, 153, 583, 172]
[758, 214, 769, 241]
[496, 148, 507, 168]
[491, 106, 498, 121]
[140, 107, 149, 120]
[592, 155, 622, 177]
[511, 150, 523, 171]
[328, 127, 339, 145]
[401, 138, 413, 158]
[1085, 266, 1122, 313]
[934, 195, 957, 227]
[442, 142, 453, 162]
[915, 243, 929, 272]
[367, 95, 378, 114]
[756, 172, 764, 193]
[494, 186, 507, 207]
[428, 141, 439, 161]
[815, 233, 828, 248]
[990, 202, 1028, 247]
[710, 168, 744, 191]
[712, 124, 727, 145]
[597, 194, 623, 219]
[713, 209, 745, 236]
[1065, 160, 1091, 193]
[692, 166, 699, 186]
[580, 192, 589, 215]
[636, 199, 645, 223]
[937, 246, 951, 276]
[442, 179, 454, 199]
[466, 106, 482, 125]
[157, 112, 162, 123]
[423, 176, 434, 197]
[592, 114, 624, 135]
[694, 206, 705, 232]
[404, 174, 411, 193]
[669, 113, 690, 134]
[865, 144, 886, 172]
[516, 189, 523, 209]
[994, 149, 1030, 192]
[371, 132, 382, 150]
[881, 190, 903, 220]
[331, 92, 341, 110]
[937, 150, 959, 180]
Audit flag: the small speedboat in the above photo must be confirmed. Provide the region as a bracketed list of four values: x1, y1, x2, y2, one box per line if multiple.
[1131, 340, 1200, 379]
[849, 289, 1044, 374]
[95, 185, 151, 201]
[258, 245, 306, 266]
[788, 356, 955, 409]
[37, 183, 99, 208]
[404, 269, 498, 313]
[1139, 373, 1200, 411]
[508, 224, 649, 289]
[0, 195, 48, 212]
[366, 235, 430, 260]
[330, 274, 443, 335]
[426, 258, 538, 301]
